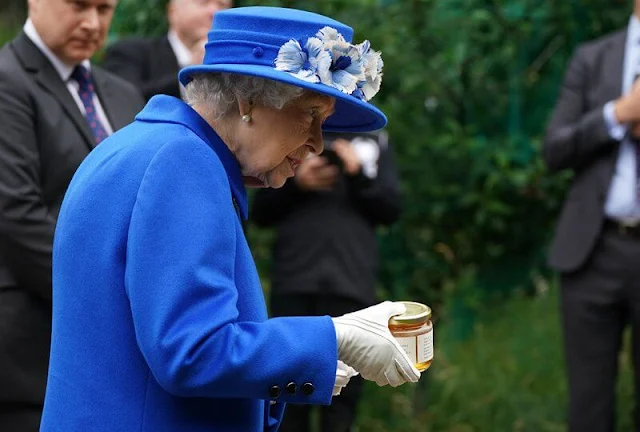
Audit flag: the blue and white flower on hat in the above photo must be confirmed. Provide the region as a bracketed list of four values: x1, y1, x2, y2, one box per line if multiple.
[316, 26, 347, 46]
[318, 39, 365, 94]
[274, 37, 330, 83]
[274, 25, 383, 101]
[357, 41, 383, 101]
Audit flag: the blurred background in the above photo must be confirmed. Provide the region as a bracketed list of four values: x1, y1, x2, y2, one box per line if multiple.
[0, 0, 635, 430]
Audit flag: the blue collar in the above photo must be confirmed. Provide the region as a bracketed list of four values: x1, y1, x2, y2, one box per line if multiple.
[135, 95, 248, 220]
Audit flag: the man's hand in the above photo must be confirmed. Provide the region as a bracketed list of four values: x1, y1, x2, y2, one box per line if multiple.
[615, 79, 640, 123]
[294, 156, 339, 191]
[332, 139, 362, 175]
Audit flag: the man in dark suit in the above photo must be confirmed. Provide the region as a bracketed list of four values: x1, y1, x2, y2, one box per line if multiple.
[251, 131, 402, 432]
[0, 0, 144, 430]
[544, 5, 640, 431]
[103, 0, 232, 101]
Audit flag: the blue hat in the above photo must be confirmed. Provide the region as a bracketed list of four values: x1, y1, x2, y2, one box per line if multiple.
[179, 6, 387, 132]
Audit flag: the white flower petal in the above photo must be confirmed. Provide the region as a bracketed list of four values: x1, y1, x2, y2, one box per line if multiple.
[363, 50, 383, 81]
[275, 39, 306, 72]
[316, 50, 333, 85]
[343, 47, 366, 81]
[357, 40, 370, 56]
[304, 37, 325, 59]
[331, 69, 359, 94]
[289, 69, 320, 83]
[361, 74, 382, 100]
[316, 26, 346, 44]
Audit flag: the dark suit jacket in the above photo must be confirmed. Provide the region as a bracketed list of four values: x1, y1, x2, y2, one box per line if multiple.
[543, 29, 627, 273]
[251, 133, 402, 305]
[102, 36, 181, 101]
[0, 32, 144, 407]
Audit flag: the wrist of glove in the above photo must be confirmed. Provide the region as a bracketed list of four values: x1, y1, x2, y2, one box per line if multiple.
[333, 360, 358, 396]
[332, 301, 420, 387]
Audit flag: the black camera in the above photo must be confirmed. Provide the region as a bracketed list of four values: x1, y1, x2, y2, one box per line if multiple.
[321, 132, 348, 171]
[321, 149, 344, 172]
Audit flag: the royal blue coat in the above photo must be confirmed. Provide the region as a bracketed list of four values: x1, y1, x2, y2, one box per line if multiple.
[40, 96, 338, 431]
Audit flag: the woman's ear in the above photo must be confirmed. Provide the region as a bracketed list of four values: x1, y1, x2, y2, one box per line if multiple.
[237, 99, 254, 123]
[237, 98, 253, 117]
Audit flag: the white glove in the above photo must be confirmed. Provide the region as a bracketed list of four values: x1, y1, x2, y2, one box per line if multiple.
[333, 360, 358, 396]
[332, 301, 421, 387]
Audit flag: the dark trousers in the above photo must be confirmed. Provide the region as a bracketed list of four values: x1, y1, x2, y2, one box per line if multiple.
[561, 224, 640, 432]
[270, 293, 370, 432]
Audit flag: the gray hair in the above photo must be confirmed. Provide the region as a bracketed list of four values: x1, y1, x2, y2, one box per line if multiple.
[183, 73, 306, 120]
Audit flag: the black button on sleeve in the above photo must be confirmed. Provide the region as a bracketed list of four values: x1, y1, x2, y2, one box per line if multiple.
[301, 382, 314, 396]
[269, 385, 281, 399]
[286, 382, 297, 395]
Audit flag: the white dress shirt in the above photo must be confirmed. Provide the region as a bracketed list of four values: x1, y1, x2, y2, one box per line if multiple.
[23, 19, 114, 136]
[167, 30, 193, 68]
[603, 15, 640, 223]
[167, 31, 193, 98]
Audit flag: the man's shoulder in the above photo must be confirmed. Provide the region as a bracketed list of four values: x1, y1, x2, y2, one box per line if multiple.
[577, 28, 627, 56]
[0, 43, 17, 71]
[0, 38, 34, 93]
[106, 35, 168, 53]
[0, 36, 26, 73]
[93, 64, 145, 104]
[94, 64, 137, 89]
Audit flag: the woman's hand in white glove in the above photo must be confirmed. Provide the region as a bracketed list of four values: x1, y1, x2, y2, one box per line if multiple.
[333, 360, 358, 396]
[332, 301, 420, 387]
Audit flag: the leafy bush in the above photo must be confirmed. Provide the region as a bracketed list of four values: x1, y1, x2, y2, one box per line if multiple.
[354, 287, 634, 431]
[108, 2, 636, 429]
[108, 1, 628, 315]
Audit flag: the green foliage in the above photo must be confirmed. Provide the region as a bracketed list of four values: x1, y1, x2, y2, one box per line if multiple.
[113, 0, 623, 318]
[354, 287, 635, 431]
[107, 0, 623, 312]
[109, 0, 170, 39]
[109, 2, 636, 429]
[0, 26, 17, 47]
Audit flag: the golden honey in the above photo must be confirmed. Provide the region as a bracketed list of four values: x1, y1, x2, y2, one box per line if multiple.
[388, 301, 433, 372]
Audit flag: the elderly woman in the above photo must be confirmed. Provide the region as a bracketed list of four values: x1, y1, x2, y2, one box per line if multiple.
[40, 6, 419, 432]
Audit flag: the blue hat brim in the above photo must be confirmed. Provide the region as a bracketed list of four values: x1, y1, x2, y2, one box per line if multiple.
[178, 64, 387, 133]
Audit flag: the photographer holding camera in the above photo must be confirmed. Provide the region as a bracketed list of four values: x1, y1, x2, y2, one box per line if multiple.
[251, 130, 402, 432]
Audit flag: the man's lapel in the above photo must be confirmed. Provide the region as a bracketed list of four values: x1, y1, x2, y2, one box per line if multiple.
[11, 32, 95, 150]
[602, 29, 628, 103]
[93, 67, 129, 131]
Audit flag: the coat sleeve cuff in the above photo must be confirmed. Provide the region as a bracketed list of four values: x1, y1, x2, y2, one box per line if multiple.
[603, 101, 627, 141]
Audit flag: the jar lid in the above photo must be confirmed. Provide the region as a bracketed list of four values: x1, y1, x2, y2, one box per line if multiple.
[389, 301, 431, 325]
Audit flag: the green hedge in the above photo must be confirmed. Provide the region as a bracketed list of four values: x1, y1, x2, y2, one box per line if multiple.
[107, 1, 628, 316]
[354, 287, 634, 431]
[109, 2, 634, 429]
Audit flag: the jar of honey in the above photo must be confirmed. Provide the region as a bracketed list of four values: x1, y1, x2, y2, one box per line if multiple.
[388, 301, 433, 372]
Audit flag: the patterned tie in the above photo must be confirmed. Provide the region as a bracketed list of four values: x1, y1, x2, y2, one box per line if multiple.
[632, 71, 640, 201]
[71, 65, 109, 145]
[635, 139, 640, 202]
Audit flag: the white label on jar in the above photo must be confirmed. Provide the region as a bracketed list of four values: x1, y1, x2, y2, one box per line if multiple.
[394, 336, 417, 363]
[395, 331, 434, 364]
[419, 331, 434, 363]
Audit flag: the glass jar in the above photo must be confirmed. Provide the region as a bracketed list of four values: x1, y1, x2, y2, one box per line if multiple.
[388, 301, 433, 372]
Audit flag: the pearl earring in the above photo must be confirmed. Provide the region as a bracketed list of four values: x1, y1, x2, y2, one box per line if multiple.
[242, 114, 251, 123]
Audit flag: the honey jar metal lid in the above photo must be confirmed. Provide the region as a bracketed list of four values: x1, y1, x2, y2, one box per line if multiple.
[389, 301, 431, 325]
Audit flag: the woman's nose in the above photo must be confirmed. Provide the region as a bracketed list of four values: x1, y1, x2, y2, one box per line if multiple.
[308, 126, 324, 155]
